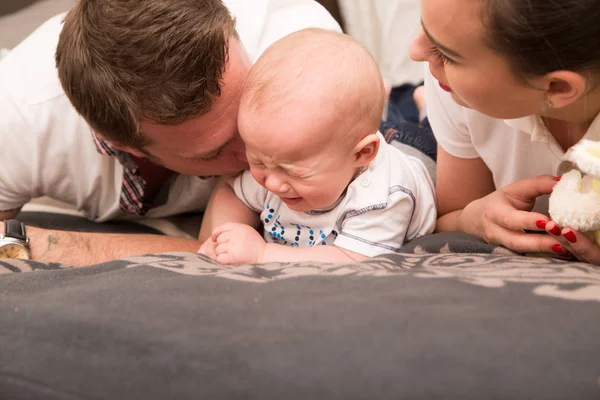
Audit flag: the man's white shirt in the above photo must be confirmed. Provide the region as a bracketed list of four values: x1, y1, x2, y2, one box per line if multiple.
[233, 133, 437, 257]
[0, 0, 341, 221]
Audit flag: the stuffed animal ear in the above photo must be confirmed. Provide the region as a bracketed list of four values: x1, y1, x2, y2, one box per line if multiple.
[551, 141, 600, 245]
[556, 160, 577, 177]
[561, 140, 600, 179]
[549, 169, 600, 234]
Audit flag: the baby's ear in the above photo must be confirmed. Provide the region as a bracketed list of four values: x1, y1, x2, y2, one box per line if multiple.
[353, 133, 380, 167]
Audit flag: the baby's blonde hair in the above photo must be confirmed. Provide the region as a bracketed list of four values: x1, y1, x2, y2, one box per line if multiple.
[241, 28, 385, 149]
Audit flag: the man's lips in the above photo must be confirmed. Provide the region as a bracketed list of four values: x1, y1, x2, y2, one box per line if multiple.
[438, 81, 453, 93]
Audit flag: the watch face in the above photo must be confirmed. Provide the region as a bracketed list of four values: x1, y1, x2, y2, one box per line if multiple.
[0, 243, 30, 259]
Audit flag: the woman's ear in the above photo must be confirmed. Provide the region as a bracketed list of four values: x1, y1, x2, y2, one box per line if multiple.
[544, 71, 587, 109]
[353, 133, 380, 167]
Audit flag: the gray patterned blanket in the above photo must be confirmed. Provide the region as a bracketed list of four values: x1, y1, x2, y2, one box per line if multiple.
[3, 231, 599, 303]
[1, 229, 599, 399]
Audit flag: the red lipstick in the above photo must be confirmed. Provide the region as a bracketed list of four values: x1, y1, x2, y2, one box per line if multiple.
[438, 81, 453, 93]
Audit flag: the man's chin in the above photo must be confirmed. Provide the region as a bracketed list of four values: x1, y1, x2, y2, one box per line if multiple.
[185, 166, 247, 178]
[212, 166, 247, 176]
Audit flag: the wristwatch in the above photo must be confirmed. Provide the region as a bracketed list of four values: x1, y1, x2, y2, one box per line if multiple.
[0, 219, 31, 260]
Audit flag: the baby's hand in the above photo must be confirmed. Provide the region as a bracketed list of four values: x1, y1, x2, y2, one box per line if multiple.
[197, 237, 218, 260]
[210, 223, 266, 265]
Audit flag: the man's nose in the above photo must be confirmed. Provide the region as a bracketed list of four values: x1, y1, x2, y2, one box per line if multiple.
[234, 150, 248, 163]
[231, 135, 247, 162]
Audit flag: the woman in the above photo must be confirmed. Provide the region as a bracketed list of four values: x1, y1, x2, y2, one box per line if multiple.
[409, 0, 600, 264]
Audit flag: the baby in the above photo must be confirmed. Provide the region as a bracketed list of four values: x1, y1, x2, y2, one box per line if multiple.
[199, 28, 436, 264]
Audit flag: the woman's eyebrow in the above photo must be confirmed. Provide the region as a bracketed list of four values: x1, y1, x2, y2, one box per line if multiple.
[421, 21, 464, 59]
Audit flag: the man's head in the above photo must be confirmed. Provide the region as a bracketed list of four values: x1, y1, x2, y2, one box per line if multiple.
[56, 0, 249, 175]
[238, 28, 385, 212]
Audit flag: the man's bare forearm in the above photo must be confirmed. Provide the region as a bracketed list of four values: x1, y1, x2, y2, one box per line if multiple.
[22, 224, 200, 266]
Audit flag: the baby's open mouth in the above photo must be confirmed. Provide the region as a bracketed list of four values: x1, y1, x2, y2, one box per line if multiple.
[281, 197, 302, 205]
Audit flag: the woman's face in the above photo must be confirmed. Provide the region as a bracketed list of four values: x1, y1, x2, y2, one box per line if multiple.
[409, 0, 547, 119]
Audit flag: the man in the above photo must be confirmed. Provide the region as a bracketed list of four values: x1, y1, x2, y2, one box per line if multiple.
[0, 0, 340, 265]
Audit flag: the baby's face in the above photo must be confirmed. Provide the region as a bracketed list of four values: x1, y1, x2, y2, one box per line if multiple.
[245, 147, 357, 212]
[240, 111, 358, 212]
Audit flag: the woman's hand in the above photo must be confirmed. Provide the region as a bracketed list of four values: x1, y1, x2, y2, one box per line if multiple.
[456, 175, 562, 254]
[544, 221, 600, 264]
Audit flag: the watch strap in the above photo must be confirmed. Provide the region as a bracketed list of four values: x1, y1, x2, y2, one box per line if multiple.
[4, 219, 27, 241]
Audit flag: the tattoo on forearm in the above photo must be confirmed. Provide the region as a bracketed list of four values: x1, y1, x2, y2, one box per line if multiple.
[47, 234, 59, 251]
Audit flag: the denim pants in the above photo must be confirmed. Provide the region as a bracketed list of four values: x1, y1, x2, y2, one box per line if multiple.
[380, 84, 437, 162]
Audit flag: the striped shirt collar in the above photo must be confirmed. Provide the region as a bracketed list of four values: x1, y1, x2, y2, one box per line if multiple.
[91, 132, 149, 215]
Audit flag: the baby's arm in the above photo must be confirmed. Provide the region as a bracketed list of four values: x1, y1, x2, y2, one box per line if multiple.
[198, 175, 260, 242]
[210, 223, 366, 264]
[211, 190, 428, 264]
[255, 189, 430, 263]
[261, 243, 366, 263]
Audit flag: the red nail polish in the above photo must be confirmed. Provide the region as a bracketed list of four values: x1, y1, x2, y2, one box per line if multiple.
[552, 244, 564, 253]
[536, 220, 547, 229]
[554, 176, 562, 182]
[563, 231, 577, 244]
[549, 226, 561, 236]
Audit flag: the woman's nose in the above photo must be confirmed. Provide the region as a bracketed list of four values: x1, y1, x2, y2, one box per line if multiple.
[408, 28, 429, 63]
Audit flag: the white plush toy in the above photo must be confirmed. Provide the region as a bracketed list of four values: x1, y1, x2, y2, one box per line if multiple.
[549, 140, 600, 245]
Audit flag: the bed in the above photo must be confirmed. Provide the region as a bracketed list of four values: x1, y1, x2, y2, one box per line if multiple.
[1, 212, 599, 399]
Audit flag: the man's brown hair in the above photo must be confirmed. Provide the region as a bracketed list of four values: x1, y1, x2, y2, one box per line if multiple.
[56, 0, 236, 148]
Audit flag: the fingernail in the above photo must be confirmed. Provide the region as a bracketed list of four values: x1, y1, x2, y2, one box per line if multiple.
[563, 231, 577, 244]
[552, 244, 565, 253]
[554, 176, 562, 182]
[549, 225, 561, 236]
[536, 220, 547, 229]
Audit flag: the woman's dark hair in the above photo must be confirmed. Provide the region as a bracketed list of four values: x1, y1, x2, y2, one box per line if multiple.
[482, 0, 600, 81]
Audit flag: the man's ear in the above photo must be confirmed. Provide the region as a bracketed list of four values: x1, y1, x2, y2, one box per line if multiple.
[353, 133, 380, 167]
[544, 71, 587, 109]
[95, 132, 147, 158]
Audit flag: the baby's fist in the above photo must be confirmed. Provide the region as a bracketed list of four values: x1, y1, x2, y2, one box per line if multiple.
[211, 223, 266, 264]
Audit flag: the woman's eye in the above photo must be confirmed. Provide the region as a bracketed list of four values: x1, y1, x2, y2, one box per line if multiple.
[430, 46, 455, 65]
